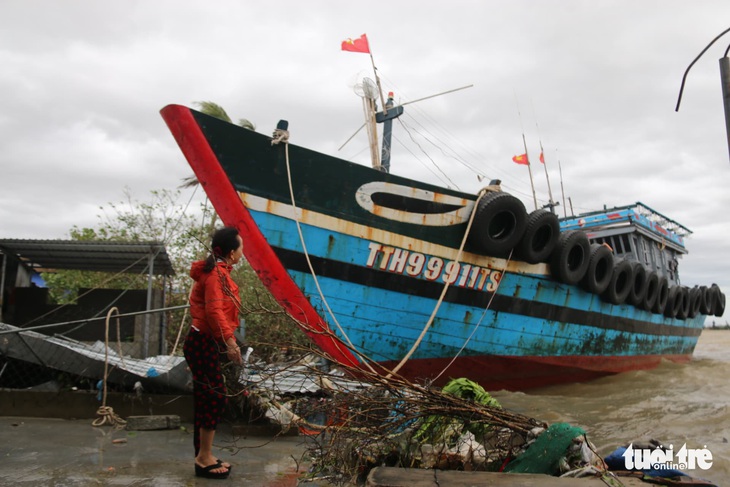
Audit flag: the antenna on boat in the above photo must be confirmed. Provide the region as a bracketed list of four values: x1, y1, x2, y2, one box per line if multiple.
[537, 143, 559, 214]
[531, 107, 559, 214]
[514, 94, 538, 210]
[521, 134, 538, 211]
[558, 158, 568, 218]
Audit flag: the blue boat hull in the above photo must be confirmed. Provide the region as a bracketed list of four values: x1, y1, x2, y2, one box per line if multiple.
[249, 203, 701, 389]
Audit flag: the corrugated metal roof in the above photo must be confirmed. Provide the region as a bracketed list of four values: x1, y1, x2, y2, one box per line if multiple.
[0, 239, 175, 276]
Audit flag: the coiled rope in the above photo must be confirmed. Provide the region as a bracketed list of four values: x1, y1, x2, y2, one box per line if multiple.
[92, 307, 127, 428]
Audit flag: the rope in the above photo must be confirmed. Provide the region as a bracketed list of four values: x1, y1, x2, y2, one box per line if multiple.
[276, 131, 513, 384]
[386, 187, 490, 378]
[431, 248, 512, 384]
[169, 286, 194, 356]
[279, 136, 376, 372]
[92, 307, 127, 428]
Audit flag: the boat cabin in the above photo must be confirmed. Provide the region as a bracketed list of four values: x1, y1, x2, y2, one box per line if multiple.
[559, 202, 690, 286]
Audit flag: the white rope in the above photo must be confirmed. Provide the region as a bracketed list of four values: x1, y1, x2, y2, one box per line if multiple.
[169, 286, 193, 357]
[386, 188, 490, 378]
[430, 248, 512, 384]
[279, 139, 376, 372]
[92, 307, 127, 428]
[278, 133, 509, 383]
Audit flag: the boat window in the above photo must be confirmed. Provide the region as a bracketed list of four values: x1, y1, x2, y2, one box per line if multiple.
[641, 239, 651, 266]
[619, 234, 630, 254]
[588, 235, 632, 256]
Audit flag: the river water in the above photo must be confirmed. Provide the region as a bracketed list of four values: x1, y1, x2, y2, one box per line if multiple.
[489, 328, 730, 484]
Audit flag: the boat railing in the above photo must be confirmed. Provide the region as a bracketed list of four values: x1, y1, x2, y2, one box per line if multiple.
[560, 202, 690, 248]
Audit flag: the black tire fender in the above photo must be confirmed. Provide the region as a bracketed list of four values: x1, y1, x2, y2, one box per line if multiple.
[627, 263, 647, 307]
[468, 192, 527, 257]
[642, 272, 659, 311]
[652, 277, 669, 314]
[515, 210, 560, 264]
[710, 284, 726, 317]
[601, 259, 633, 305]
[699, 286, 713, 315]
[688, 287, 702, 319]
[549, 230, 591, 285]
[581, 243, 614, 294]
[677, 287, 691, 320]
[664, 286, 680, 318]
[716, 292, 726, 317]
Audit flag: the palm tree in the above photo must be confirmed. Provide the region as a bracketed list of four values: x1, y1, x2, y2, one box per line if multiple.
[179, 101, 256, 188]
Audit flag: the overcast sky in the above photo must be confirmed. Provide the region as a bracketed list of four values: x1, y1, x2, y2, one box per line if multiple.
[2, 1, 730, 313]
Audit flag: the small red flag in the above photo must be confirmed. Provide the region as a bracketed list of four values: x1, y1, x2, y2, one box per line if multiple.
[512, 153, 529, 165]
[341, 34, 370, 54]
[539, 152, 545, 164]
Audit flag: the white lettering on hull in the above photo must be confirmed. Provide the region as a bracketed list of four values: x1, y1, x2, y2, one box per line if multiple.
[366, 242, 501, 292]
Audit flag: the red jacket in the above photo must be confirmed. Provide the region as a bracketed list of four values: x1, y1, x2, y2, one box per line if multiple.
[189, 260, 240, 343]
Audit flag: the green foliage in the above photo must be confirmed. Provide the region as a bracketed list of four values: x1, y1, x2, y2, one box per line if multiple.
[192, 101, 256, 131]
[440, 378, 501, 408]
[414, 378, 501, 445]
[193, 101, 233, 122]
[230, 260, 313, 360]
[43, 187, 208, 303]
[41, 186, 310, 360]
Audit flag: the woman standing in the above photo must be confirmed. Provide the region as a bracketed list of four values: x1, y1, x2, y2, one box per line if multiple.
[184, 226, 244, 479]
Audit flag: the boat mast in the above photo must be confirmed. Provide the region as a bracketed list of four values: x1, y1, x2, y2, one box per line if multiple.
[522, 134, 538, 210]
[367, 46, 387, 170]
[539, 142, 558, 213]
[558, 159, 568, 218]
[363, 92, 381, 169]
[376, 92, 403, 173]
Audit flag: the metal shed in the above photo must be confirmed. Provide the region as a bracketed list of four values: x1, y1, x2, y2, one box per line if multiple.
[0, 239, 176, 357]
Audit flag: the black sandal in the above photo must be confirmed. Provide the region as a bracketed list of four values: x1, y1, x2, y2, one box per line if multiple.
[195, 461, 230, 479]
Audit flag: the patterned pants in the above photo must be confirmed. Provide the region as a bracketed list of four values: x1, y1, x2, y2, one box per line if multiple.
[183, 330, 227, 456]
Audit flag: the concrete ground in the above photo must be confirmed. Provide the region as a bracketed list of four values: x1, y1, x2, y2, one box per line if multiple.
[0, 415, 669, 487]
[0, 416, 324, 486]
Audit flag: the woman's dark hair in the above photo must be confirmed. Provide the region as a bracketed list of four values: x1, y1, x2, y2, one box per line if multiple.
[203, 226, 241, 272]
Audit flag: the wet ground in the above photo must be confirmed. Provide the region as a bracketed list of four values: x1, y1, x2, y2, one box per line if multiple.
[0, 416, 685, 487]
[0, 416, 327, 486]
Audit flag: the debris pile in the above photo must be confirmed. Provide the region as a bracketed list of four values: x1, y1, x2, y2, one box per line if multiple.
[244, 359, 607, 485]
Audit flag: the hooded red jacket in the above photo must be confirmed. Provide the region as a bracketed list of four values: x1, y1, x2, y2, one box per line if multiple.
[189, 260, 240, 343]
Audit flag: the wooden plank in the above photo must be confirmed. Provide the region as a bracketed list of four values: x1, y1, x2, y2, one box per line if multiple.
[125, 415, 180, 431]
[367, 467, 649, 487]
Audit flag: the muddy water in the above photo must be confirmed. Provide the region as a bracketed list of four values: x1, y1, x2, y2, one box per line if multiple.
[491, 329, 730, 484]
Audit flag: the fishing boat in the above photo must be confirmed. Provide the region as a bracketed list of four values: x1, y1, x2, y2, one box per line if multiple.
[160, 101, 725, 391]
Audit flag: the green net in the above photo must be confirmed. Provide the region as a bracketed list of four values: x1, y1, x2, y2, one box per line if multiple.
[504, 422, 585, 475]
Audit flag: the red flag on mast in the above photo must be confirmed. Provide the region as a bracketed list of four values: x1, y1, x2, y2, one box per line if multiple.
[341, 34, 370, 54]
[512, 153, 529, 165]
[539, 152, 545, 164]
